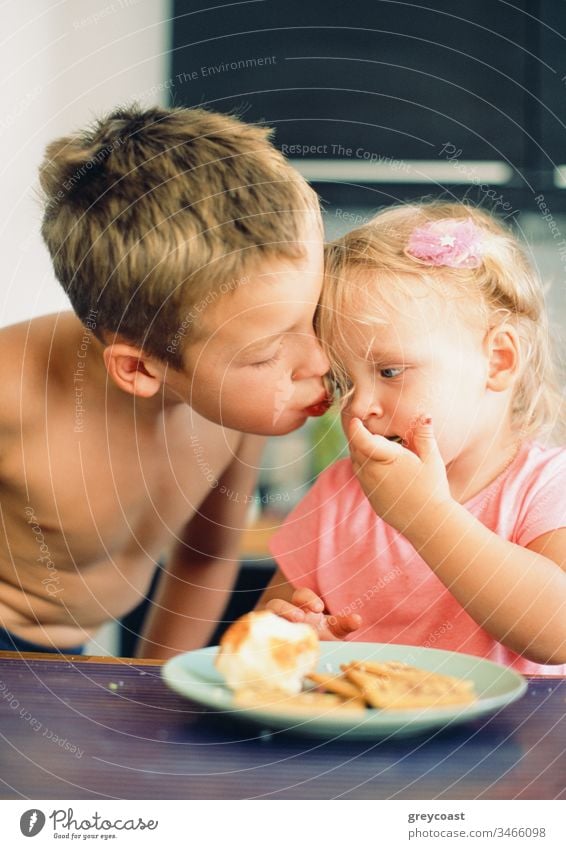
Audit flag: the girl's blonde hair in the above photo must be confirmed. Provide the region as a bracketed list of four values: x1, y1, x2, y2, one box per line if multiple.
[321, 201, 564, 441]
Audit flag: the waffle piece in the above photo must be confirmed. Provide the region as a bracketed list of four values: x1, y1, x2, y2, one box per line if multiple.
[344, 665, 476, 710]
[234, 687, 366, 715]
[306, 671, 364, 700]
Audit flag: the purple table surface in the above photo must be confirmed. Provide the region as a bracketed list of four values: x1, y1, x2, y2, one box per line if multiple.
[0, 653, 564, 800]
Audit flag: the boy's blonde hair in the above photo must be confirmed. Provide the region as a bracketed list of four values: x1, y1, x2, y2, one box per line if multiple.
[40, 105, 320, 368]
[321, 201, 564, 440]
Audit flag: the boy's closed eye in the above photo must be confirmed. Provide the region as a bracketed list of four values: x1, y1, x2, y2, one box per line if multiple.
[250, 344, 283, 368]
[238, 338, 284, 368]
[251, 356, 279, 369]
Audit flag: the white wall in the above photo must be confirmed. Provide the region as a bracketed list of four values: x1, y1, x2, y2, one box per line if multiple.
[0, 0, 171, 328]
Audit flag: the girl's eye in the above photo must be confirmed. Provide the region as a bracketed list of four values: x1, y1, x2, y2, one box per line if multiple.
[380, 367, 405, 379]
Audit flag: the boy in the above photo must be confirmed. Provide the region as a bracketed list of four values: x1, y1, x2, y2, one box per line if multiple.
[0, 105, 329, 659]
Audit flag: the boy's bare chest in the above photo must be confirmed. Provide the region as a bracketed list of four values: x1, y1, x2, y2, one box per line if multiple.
[2, 406, 240, 564]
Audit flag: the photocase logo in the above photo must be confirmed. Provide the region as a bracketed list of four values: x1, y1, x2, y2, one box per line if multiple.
[20, 809, 46, 837]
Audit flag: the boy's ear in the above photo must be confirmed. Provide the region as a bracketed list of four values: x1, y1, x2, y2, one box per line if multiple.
[485, 324, 521, 392]
[103, 344, 167, 398]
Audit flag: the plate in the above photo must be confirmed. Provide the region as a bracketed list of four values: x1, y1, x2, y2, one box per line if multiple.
[162, 641, 527, 739]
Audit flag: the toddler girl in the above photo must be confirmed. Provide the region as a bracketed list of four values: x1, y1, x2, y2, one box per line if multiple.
[260, 202, 566, 674]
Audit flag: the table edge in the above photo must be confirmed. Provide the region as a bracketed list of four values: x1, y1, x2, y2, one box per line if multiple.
[0, 650, 163, 666]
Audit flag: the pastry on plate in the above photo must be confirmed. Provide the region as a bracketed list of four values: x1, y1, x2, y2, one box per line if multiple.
[215, 610, 319, 696]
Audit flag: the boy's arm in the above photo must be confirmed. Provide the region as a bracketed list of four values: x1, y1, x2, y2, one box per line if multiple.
[257, 567, 295, 608]
[136, 433, 265, 659]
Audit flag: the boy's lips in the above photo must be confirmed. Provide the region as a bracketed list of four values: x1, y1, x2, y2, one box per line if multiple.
[304, 395, 331, 417]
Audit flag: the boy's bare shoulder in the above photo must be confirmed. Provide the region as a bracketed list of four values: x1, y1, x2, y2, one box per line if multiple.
[0, 312, 74, 430]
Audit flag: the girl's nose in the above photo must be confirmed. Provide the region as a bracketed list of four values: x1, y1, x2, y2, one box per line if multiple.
[347, 384, 384, 422]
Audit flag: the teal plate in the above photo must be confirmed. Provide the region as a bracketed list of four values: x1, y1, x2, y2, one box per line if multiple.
[162, 641, 527, 740]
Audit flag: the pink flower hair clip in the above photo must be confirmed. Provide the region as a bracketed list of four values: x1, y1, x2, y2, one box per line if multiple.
[405, 217, 486, 269]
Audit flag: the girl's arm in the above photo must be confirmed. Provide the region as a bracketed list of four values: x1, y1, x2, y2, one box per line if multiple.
[407, 505, 566, 664]
[257, 568, 362, 640]
[348, 418, 566, 664]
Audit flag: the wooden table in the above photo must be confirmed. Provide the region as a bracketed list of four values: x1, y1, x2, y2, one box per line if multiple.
[0, 653, 564, 800]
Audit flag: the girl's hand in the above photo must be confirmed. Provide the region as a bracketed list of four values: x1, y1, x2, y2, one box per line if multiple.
[264, 587, 362, 640]
[347, 415, 452, 535]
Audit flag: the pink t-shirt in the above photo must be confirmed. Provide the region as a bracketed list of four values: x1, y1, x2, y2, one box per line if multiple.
[270, 441, 566, 676]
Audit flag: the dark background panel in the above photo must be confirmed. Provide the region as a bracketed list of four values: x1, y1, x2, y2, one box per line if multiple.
[171, 0, 530, 165]
[539, 0, 566, 175]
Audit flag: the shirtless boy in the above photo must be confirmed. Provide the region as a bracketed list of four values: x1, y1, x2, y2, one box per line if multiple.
[0, 105, 328, 658]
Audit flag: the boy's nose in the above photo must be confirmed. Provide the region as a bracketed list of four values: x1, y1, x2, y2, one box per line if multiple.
[292, 334, 330, 380]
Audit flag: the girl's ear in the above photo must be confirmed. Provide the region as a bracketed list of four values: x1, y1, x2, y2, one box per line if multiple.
[485, 324, 521, 392]
[103, 344, 167, 398]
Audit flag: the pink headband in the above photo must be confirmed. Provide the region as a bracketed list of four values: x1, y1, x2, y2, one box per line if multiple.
[405, 217, 486, 269]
